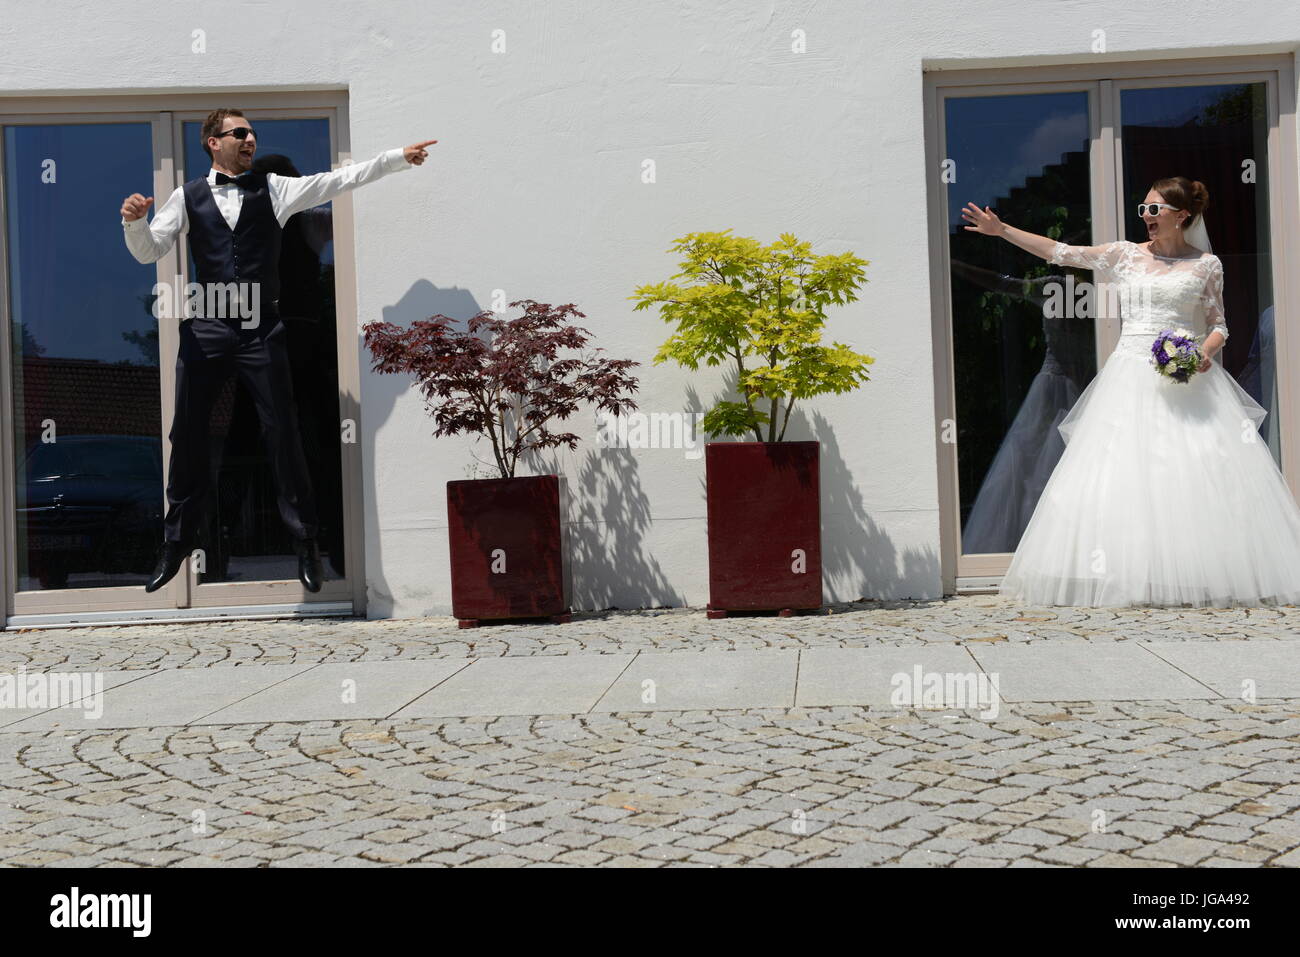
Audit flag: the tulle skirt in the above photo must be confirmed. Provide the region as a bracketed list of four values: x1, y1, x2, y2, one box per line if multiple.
[999, 340, 1300, 607]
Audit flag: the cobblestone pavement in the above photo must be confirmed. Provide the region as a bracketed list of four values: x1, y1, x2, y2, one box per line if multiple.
[2, 595, 1296, 673]
[1, 596, 1298, 867]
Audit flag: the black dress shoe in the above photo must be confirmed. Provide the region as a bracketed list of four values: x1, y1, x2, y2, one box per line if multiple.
[294, 537, 323, 592]
[145, 540, 191, 593]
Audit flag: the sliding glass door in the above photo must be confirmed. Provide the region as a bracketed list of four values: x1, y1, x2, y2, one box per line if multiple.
[3, 118, 164, 599]
[944, 91, 1098, 557]
[929, 60, 1297, 590]
[1, 99, 358, 623]
[1117, 81, 1280, 463]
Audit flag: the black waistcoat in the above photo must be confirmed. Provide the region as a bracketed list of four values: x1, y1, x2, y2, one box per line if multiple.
[182, 173, 281, 321]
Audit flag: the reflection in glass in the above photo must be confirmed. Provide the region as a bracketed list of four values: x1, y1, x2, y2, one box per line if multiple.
[179, 118, 345, 585]
[945, 93, 1097, 554]
[1119, 83, 1279, 465]
[5, 123, 162, 590]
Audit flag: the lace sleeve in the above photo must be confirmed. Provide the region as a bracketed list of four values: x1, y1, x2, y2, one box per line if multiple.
[1197, 257, 1229, 343]
[1046, 239, 1124, 275]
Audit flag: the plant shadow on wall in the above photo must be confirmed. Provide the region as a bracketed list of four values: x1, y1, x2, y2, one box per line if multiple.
[531, 446, 683, 611]
[358, 280, 485, 614]
[809, 408, 941, 601]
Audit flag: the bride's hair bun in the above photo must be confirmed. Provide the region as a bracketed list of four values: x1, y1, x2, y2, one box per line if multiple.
[1151, 176, 1209, 225]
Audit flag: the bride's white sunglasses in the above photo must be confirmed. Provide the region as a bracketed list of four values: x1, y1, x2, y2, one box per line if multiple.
[1137, 202, 1181, 217]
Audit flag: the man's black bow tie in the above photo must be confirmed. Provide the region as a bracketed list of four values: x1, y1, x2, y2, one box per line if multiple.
[214, 172, 256, 187]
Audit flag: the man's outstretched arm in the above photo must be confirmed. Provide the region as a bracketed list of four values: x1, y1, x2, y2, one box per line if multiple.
[121, 187, 186, 264]
[271, 139, 437, 225]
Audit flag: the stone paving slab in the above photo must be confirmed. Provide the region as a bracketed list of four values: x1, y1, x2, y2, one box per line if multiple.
[2, 641, 1290, 731]
[967, 643, 1218, 702]
[1, 664, 316, 732]
[200, 659, 474, 725]
[393, 654, 634, 719]
[0, 670, 157, 730]
[795, 646, 986, 707]
[1139, 641, 1300, 698]
[593, 650, 798, 712]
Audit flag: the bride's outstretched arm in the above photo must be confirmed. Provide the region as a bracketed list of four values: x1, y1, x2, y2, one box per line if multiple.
[959, 202, 1119, 273]
[960, 202, 1057, 259]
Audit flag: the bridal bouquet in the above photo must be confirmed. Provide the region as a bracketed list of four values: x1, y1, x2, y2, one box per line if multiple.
[1150, 327, 1203, 383]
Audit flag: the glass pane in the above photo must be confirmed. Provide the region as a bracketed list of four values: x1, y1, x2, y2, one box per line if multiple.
[945, 92, 1097, 554]
[5, 122, 163, 591]
[180, 118, 345, 585]
[1120, 82, 1279, 465]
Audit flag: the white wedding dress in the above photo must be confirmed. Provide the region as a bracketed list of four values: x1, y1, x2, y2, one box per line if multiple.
[999, 239, 1300, 607]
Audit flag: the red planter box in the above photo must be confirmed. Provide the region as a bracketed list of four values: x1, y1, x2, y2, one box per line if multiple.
[705, 441, 822, 615]
[446, 474, 570, 626]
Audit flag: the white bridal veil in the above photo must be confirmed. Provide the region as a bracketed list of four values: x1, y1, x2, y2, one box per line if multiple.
[1184, 213, 1212, 253]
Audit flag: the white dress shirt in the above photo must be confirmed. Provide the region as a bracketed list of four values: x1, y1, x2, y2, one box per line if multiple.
[122, 147, 412, 264]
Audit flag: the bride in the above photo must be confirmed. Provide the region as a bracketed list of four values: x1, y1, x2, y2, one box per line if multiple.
[961, 177, 1300, 607]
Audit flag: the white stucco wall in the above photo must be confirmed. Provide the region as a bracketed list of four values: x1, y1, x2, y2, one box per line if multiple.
[3, 1, 1297, 618]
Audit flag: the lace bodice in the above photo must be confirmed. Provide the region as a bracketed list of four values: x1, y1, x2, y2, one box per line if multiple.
[1048, 240, 1229, 356]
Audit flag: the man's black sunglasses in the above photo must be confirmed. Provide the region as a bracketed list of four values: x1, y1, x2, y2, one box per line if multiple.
[213, 127, 256, 142]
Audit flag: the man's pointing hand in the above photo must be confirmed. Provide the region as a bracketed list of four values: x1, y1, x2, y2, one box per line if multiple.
[404, 140, 438, 166]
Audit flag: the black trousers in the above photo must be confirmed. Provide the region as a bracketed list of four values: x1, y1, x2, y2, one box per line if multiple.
[162, 313, 318, 545]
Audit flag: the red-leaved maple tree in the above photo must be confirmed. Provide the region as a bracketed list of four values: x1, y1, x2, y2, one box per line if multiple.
[363, 300, 639, 478]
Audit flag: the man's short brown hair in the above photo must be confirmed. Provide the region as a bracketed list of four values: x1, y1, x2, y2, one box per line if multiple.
[200, 108, 247, 160]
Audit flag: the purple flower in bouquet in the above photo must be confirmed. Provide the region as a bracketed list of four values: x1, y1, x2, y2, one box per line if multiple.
[1149, 327, 1202, 384]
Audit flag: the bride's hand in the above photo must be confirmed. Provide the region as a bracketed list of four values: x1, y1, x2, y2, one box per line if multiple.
[1197, 353, 1213, 373]
[961, 202, 1005, 236]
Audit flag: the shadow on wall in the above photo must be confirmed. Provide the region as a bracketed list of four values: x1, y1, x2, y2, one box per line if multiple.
[807, 410, 941, 601]
[361, 280, 484, 618]
[533, 447, 683, 611]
